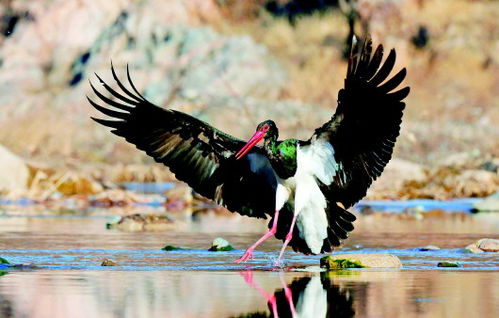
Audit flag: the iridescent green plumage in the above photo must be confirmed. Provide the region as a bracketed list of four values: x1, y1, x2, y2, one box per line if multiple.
[257, 120, 298, 179]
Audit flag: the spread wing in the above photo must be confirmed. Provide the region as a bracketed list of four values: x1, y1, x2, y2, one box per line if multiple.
[88, 65, 276, 218]
[312, 37, 410, 209]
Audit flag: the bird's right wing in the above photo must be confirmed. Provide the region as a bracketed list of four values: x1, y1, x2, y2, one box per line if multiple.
[88, 65, 277, 218]
[311, 37, 410, 209]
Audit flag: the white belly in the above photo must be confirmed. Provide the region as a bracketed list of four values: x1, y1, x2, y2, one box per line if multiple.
[275, 142, 339, 254]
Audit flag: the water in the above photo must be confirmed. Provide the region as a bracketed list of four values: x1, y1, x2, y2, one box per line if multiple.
[0, 207, 498, 317]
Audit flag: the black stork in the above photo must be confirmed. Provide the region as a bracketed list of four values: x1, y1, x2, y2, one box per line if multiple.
[88, 37, 409, 264]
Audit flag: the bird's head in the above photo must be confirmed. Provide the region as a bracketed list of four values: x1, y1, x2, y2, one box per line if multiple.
[235, 120, 277, 160]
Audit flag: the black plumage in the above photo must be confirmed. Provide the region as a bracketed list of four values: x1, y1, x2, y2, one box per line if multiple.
[88, 65, 277, 220]
[89, 36, 409, 257]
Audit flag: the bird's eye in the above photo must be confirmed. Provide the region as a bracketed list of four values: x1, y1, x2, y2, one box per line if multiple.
[262, 125, 269, 132]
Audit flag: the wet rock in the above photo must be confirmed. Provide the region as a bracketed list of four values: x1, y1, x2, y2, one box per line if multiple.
[465, 238, 499, 253]
[418, 245, 440, 251]
[0, 145, 29, 192]
[437, 261, 460, 268]
[208, 237, 234, 252]
[320, 258, 365, 269]
[106, 213, 179, 232]
[320, 254, 402, 269]
[101, 259, 120, 266]
[162, 245, 183, 251]
[472, 192, 499, 212]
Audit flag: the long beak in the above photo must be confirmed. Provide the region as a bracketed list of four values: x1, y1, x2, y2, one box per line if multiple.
[235, 131, 265, 160]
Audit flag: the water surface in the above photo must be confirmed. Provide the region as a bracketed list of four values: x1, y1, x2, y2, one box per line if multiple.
[0, 207, 498, 317]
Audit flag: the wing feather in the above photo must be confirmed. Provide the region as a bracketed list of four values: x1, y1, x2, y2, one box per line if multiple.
[307, 37, 409, 252]
[89, 66, 277, 219]
[311, 37, 409, 209]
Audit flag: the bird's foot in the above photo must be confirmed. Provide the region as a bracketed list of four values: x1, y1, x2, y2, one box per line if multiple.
[235, 249, 254, 263]
[273, 259, 285, 268]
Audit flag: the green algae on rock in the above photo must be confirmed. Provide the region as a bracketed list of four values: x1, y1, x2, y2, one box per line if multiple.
[0, 257, 11, 265]
[321, 254, 403, 269]
[101, 259, 120, 266]
[437, 261, 460, 268]
[321, 257, 365, 269]
[208, 237, 234, 252]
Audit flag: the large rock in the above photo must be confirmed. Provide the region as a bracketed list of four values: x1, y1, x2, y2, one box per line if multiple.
[465, 238, 499, 253]
[0, 0, 287, 159]
[321, 254, 403, 269]
[0, 145, 29, 192]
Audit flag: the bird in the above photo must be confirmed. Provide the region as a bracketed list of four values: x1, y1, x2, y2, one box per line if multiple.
[88, 37, 409, 264]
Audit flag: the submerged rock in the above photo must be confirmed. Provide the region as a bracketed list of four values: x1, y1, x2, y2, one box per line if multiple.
[162, 245, 183, 251]
[106, 213, 180, 232]
[437, 261, 460, 268]
[465, 238, 499, 253]
[320, 254, 402, 269]
[208, 237, 234, 251]
[418, 245, 440, 251]
[101, 259, 120, 266]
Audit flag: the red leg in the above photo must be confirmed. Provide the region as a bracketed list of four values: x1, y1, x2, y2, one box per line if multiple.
[275, 213, 298, 266]
[235, 209, 280, 263]
[280, 274, 297, 317]
[239, 271, 278, 317]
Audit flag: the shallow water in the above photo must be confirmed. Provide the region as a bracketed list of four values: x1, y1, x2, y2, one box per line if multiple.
[0, 208, 498, 317]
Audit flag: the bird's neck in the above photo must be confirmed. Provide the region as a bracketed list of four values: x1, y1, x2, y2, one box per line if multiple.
[264, 137, 298, 179]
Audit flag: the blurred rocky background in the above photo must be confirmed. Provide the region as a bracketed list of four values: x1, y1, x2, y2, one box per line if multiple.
[0, 0, 497, 201]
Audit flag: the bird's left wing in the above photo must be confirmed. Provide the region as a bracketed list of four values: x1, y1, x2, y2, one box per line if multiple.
[88, 65, 276, 218]
[310, 37, 410, 209]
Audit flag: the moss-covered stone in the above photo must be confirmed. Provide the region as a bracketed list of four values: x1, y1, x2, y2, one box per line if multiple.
[321, 257, 365, 269]
[162, 245, 183, 251]
[320, 254, 402, 269]
[208, 237, 235, 251]
[0, 257, 11, 265]
[437, 261, 460, 268]
[101, 259, 120, 266]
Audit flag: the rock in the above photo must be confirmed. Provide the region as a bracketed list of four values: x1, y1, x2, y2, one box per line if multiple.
[0, 145, 29, 192]
[162, 245, 183, 251]
[366, 158, 426, 199]
[0, 257, 11, 264]
[101, 259, 119, 266]
[418, 245, 440, 251]
[437, 261, 460, 268]
[472, 192, 499, 212]
[465, 238, 499, 253]
[480, 158, 499, 173]
[320, 254, 402, 269]
[208, 237, 234, 251]
[106, 213, 179, 232]
[320, 258, 365, 269]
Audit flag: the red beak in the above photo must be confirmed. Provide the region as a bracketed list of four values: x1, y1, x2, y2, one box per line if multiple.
[235, 131, 265, 160]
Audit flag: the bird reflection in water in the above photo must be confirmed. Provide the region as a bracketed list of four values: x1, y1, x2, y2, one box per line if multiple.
[237, 271, 355, 318]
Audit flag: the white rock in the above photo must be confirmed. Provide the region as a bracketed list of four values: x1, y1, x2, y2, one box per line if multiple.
[0, 145, 29, 192]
